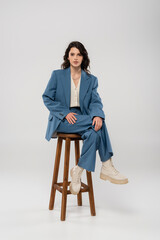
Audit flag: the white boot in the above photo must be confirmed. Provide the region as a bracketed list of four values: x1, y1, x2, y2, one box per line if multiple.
[69, 165, 84, 195]
[100, 158, 128, 184]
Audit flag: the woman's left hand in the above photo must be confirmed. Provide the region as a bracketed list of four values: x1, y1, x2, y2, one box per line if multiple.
[92, 116, 103, 131]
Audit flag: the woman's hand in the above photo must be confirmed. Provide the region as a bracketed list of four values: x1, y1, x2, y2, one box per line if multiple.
[65, 112, 78, 124]
[92, 116, 103, 131]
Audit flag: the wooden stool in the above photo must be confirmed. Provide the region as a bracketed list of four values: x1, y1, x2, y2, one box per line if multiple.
[49, 132, 96, 221]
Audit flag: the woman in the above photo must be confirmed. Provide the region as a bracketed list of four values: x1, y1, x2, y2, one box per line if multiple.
[42, 41, 128, 195]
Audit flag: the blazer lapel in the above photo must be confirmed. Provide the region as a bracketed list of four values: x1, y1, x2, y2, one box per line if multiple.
[62, 66, 91, 112]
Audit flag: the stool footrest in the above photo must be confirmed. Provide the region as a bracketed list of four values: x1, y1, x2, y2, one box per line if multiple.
[54, 181, 90, 194]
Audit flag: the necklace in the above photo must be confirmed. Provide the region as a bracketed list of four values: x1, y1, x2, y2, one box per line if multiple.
[72, 76, 80, 81]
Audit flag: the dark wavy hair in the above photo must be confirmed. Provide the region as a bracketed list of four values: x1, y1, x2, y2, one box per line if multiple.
[61, 41, 91, 75]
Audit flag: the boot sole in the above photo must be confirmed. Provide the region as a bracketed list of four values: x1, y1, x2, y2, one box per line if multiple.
[100, 173, 128, 184]
[69, 168, 81, 195]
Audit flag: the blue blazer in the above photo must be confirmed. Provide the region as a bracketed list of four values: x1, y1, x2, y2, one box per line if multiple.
[42, 66, 105, 141]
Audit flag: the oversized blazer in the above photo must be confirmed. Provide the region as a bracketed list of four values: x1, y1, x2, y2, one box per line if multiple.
[42, 66, 105, 141]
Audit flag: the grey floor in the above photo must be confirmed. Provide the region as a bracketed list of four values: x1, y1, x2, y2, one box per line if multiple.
[0, 163, 160, 240]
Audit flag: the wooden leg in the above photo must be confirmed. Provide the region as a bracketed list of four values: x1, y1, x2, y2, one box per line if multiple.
[49, 137, 63, 210]
[75, 139, 82, 206]
[61, 138, 71, 221]
[86, 170, 96, 216]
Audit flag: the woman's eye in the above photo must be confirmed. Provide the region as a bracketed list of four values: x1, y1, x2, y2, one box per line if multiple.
[70, 53, 81, 56]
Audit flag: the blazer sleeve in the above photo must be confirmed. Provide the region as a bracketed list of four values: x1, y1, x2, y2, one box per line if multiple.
[89, 77, 105, 120]
[42, 70, 70, 120]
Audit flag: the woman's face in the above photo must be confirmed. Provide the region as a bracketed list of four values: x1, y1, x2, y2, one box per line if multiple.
[68, 47, 83, 68]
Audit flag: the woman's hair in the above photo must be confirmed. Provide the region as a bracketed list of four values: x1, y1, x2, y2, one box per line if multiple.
[61, 41, 91, 75]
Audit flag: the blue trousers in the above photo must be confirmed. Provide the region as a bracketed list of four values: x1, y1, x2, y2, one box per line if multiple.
[56, 107, 113, 172]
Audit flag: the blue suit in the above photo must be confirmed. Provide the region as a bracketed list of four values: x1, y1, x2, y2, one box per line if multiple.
[42, 66, 113, 172]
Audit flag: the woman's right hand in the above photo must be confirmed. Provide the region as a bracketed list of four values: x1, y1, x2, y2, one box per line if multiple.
[65, 112, 78, 124]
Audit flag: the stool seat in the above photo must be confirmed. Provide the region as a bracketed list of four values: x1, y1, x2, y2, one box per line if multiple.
[49, 132, 96, 221]
[57, 132, 82, 140]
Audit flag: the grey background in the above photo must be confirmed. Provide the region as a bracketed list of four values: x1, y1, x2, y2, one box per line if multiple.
[0, 0, 160, 239]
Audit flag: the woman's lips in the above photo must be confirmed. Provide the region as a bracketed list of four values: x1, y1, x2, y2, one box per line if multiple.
[73, 61, 78, 64]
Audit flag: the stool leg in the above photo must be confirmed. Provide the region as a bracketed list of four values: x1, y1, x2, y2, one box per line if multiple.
[75, 139, 82, 206]
[61, 138, 71, 221]
[49, 137, 63, 210]
[86, 171, 96, 216]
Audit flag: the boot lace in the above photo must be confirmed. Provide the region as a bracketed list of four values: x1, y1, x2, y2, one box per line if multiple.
[72, 168, 83, 183]
[110, 159, 119, 174]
